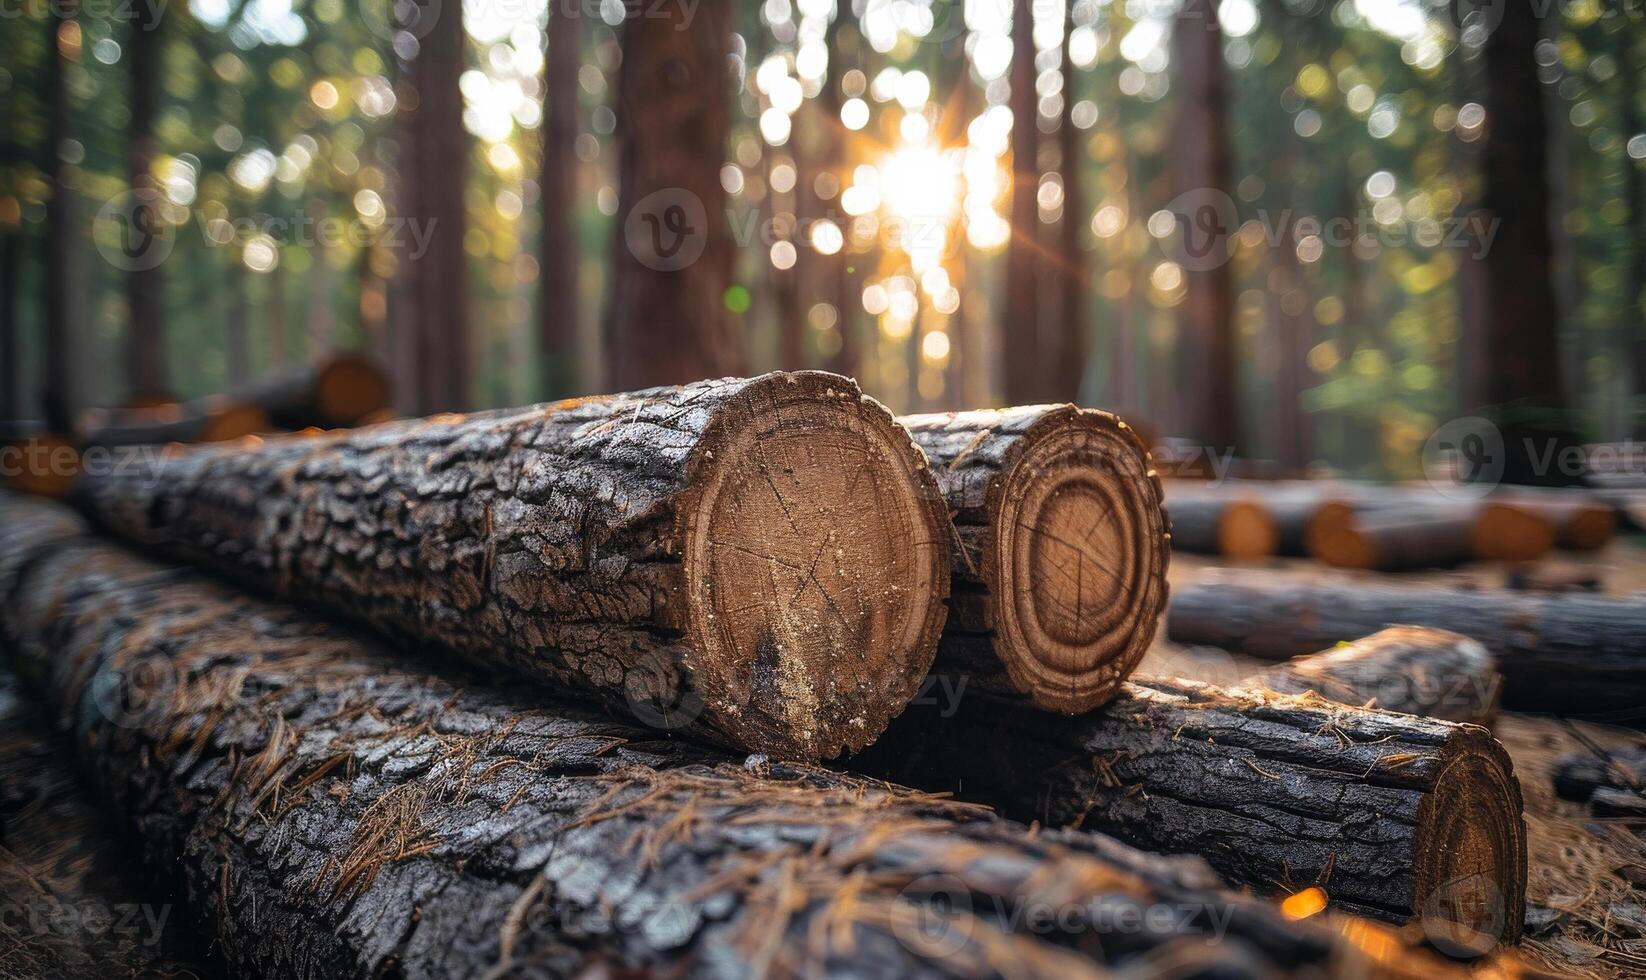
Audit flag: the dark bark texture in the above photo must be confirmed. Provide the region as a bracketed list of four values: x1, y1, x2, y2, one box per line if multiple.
[69, 373, 952, 761]
[858, 676, 1527, 941]
[1245, 626, 1501, 726]
[1167, 574, 1646, 719]
[0, 673, 211, 979]
[899, 406, 1168, 713]
[0, 493, 1430, 980]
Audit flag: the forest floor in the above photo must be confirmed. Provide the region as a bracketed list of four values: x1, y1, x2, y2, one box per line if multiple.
[1147, 542, 1646, 979]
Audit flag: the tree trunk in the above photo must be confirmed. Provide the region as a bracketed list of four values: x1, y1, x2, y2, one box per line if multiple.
[41, 2, 77, 433]
[306, 197, 335, 351]
[0, 495, 1429, 980]
[1002, 0, 1040, 404]
[229, 253, 250, 386]
[398, 0, 468, 413]
[1171, 0, 1237, 451]
[898, 406, 1168, 713]
[1050, 11, 1086, 403]
[821, 12, 856, 380]
[603, 2, 740, 390]
[1243, 626, 1501, 725]
[126, 15, 167, 403]
[0, 232, 17, 420]
[69, 373, 951, 761]
[539, 2, 580, 398]
[267, 256, 288, 367]
[858, 675, 1527, 944]
[1621, 24, 1646, 429]
[0, 674, 202, 978]
[1167, 574, 1646, 718]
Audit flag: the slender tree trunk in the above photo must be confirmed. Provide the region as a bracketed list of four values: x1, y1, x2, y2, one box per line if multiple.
[1171, 0, 1236, 450]
[1050, 11, 1086, 403]
[603, 2, 740, 390]
[126, 15, 167, 403]
[1621, 25, 1646, 431]
[228, 252, 250, 385]
[41, 3, 77, 432]
[539, 2, 579, 397]
[267, 254, 288, 366]
[0, 233, 17, 420]
[398, 0, 468, 413]
[306, 198, 335, 351]
[822, 13, 856, 379]
[1474, 0, 1563, 414]
[1003, 0, 1040, 404]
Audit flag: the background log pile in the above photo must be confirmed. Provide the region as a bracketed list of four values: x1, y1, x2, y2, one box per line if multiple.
[5, 369, 1638, 976]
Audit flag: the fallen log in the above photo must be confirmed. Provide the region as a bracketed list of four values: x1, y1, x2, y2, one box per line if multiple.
[857, 675, 1528, 944]
[1167, 574, 1646, 718]
[0, 496, 1436, 979]
[76, 396, 271, 447]
[1492, 488, 1617, 551]
[1552, 745, 1646, 803]
[898, 406, 1168, 712]
[1159, 482, 1277, 559]
[0, 428, 78, 498]
[231, 352, 391, 429]
[68, 372, 953, 761]
[1244, 627, 1500, 725]
[0, 674, 202, 979]
[1306, 495, 1553, 568]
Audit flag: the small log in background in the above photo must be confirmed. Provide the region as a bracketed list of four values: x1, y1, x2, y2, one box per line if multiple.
[1167, 574, 1646, 717]
[230, 352, 391, 429]
[859, 676, 1528, 942]
[0, 673, 204, 979]
[899, 405, 1169, 712]
[0, 494, 1435, 979]
[69, 372, 953, 761]
[1246, 626, 1501, 725]
[76, 396, 270, 447]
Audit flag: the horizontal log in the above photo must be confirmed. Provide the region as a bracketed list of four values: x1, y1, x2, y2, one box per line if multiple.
[0, 494, 1434, 979]
[69, 373, 953, 761]
[1551, 746, 1646, 803]
[0, 674, 202, 978]
[1160, 482, 1278, 559]
[899, 406, 1168, 712]
[1243, 627, 1500, 725]
[76, 397, 270, 448]
[230, 352, 391, 429]
[1167, 574, 1646, 718]
[1492, 488, 1617, 551]
[857, 675, 1527, 945]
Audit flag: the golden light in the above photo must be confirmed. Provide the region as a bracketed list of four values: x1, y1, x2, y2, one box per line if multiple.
[310, 80, 339, 110]
[1280, 887, 1328, 920]
[921, 331, 950, 363]
[810, 219, 844, 256]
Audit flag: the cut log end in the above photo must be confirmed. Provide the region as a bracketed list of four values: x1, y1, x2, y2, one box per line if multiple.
[1218, 500, 1279, 558]
[680, 372, 950, 759]
[989, 408, 1168, 713]
[1413, 736, 1528, 948]
[1473, 503, 1555, 562]
[198, 402, 271, 443]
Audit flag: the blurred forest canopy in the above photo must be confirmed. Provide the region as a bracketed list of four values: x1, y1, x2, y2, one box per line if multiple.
[1, 0, 1644, 477]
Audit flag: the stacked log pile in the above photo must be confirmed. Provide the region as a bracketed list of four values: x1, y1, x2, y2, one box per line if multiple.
[68, 372, 954, 761]
[0, 493, 1450, 979]
[1168, 574, 1646, 717]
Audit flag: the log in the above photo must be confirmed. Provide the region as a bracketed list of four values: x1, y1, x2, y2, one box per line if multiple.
[1307, 495, 1553, 568]
[858, 676, 1528, 945]
[0, 495, 1432, 979]
[230, 352, 391, 429]
[76, 396, 271, 447]
[1551, 745, 1646, 803]
[1244, 627, 1500, 725]
[0, 429, 78, 498]
[0, 673, 201, 979]
[898, 406, 1168, 712]
[1492, 488, 1617, 551]
[1159, 482, 1277, 558]
[1167, 574, 1646, 717]
[69, 372, 953, 761]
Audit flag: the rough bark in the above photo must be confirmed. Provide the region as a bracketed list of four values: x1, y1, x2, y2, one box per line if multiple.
[0, 674, 209, 979]
[1002, 0, 1040, 405]
[898, 406, 1167, 713]
[603, 1, 740, 390]
[397, 0, 468, 413]
[226, 353, 391, 429]
[0, 496, 1431, 980]
[538, 1, 580, 398]
[1167, 574, 1646, 718]
[858, 676, 1527, 942]
[69, 373, 951, 761]
[75, 398, 270, 448]
[1171, 0, 1237, 451]
[1244, 626, 1501, 726]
